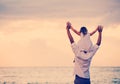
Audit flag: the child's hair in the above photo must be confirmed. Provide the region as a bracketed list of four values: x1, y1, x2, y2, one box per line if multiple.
[80, 27, 88, 35]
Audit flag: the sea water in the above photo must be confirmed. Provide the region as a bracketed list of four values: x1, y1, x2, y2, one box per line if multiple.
[0, 67, 120, 84]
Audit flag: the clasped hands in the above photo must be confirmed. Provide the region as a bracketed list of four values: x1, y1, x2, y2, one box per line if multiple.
[66, 21, 71, 30]
[97, 25, 103, 32]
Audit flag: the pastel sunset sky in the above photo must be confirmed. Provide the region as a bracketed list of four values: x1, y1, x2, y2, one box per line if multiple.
[0, 0, 120, 67]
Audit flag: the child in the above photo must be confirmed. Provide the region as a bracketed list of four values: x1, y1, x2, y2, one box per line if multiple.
[67, 22, 98, 53]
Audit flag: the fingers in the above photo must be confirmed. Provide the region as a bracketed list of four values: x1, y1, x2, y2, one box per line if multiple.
[66, 21, 71, 25]
[66, 21, 71, 29]
[98, 25, 103, 32]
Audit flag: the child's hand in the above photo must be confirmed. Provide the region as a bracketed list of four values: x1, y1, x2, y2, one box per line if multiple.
[98, 25, 103, 32]
[66, 21, 71, 29]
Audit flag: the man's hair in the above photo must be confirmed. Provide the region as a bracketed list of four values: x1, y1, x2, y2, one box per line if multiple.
[80, 27, 88, 35]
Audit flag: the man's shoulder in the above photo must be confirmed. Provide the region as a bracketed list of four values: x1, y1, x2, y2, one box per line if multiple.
[71, 42, 76, 46]
[92, 44, 99, 50]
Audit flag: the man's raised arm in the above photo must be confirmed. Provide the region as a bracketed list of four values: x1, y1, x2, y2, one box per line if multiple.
[66, 23, 74, 44]
[96, 26, 103, 46]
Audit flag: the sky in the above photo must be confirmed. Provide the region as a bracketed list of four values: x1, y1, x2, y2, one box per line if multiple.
[0, 0, 120, 67]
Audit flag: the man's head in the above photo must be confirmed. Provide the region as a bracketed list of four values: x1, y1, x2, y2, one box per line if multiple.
[80, 27, 88, 35]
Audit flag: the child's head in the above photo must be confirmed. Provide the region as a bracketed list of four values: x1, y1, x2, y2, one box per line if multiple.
[80, 27, 88, 35]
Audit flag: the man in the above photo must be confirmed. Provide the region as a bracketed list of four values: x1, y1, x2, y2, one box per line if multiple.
[66, 22, 103, 84]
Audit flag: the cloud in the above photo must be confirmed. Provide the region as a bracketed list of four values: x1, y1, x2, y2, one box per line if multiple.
[0, 0, 120, 27]
[0, 0, 118, 18]
[99, 0, 120, 27]
[0, 3, 6, 12]
[102, 11, 120, 27]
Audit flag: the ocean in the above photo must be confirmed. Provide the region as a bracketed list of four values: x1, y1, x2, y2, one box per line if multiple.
[0, 67, 120, 84]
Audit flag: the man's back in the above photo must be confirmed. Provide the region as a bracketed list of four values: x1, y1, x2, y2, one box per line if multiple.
[72, 42, 99, 78]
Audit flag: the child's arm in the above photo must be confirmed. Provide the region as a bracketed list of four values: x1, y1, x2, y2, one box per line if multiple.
[90, 27, 98, 36]
[71, 26, 80, 36]
[66, 21, 80, 36]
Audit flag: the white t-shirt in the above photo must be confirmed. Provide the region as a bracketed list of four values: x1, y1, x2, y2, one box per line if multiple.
[77, 33, 93, 51]
[71, 33, 99, 78]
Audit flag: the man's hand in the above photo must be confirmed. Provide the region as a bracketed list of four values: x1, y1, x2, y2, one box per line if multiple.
[96, 25, 103, 46]
[98, 25, 103, 32]
[66, 21, 74, 44]
[66, 21, 71, 29]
